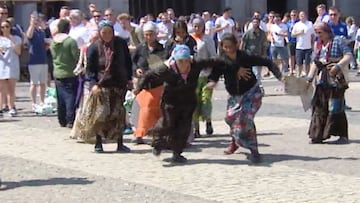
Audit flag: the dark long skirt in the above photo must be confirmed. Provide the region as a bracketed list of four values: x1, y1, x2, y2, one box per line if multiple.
[308, 85, 348, 142]
[149, 102, 196, 154]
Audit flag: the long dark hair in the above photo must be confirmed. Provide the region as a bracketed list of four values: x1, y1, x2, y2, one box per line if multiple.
[171, 20, 188, 40]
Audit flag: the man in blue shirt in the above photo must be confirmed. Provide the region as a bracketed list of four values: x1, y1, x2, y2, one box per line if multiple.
[26, 12, 48, 111]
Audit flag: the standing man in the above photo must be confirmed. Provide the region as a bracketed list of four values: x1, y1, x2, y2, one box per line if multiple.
[26, 12, 48, 111]
[314, 4, 330, 25]
[286, 10, 298, 76]
[327, 6, 352, 110]
[214, 7, 235, 52]
[291, 11, 315, 77]
[269, 14, 289, 73]
[49, 6, 70, 36]
[241, 17, 267, 92]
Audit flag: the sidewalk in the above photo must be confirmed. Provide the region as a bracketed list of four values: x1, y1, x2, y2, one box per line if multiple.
[1, 80, 360, 202]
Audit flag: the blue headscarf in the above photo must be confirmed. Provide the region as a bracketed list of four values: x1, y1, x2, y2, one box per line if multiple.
[98, 20, 114, 31]
[172, 44, 191, 60]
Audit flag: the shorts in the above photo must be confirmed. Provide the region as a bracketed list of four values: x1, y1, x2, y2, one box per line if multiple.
[271, 46, 289, 60]
[287, 42, 296, 56]
[295, 49, 312, 65]
[28, 64, 48, 84]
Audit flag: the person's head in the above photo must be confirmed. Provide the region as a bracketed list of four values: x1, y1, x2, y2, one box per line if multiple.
[139, 17, 147, 27]
[345, 16, 355, 26]
[202, 11, 210, 21]
[59, 6, 70, 19]
[273, 13, 282, 24]
[98, 20, 114, 43]
[88, 3, 96, 14]
[314, 22, 334, 41]
[172, 44, 191, 70]
[172, 20, 188, 40]
[142, 21, 157, 44]
[92, 10, 102, 25]
[166, 8, 175, 20]
[192, 17, 205, 35]
[252, 17, 261, 29]
[316, 4, 327, 16]
[57, 19, 71, 34]
[69, 9, 83, 26]
[104, 8, 115, 23]
[220, 33, 239, 56]
[160, 12, 169, 23]
[282, 12, 290, 23]
[268, 11, 275, 23]
[223, 7, 232, 19]
[299, 11, 308, 22]
[0, 5, 8, 22]
[329, 6, 340, 24]
[253, 11, 262, 19]
[30, 11, 40, 27]
[117, 13, 130, 29]
[0, 20, 11, 36]
[145, 14, 154, 22]
[290, 10, 298, 20]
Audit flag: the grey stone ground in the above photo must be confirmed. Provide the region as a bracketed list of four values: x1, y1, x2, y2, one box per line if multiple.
[1, 72, 360, 202]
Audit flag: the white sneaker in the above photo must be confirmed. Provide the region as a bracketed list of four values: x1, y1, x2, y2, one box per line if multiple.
[8, 108, 17, 117]
[32, 104, 37, 113]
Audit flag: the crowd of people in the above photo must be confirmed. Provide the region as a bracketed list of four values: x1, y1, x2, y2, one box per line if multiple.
[0, 3, 356, 163]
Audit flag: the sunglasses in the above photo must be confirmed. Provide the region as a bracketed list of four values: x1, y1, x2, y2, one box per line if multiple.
[0, 12, 8, 15]
[316, 31, 323, 34]
[329, 13, 338, 16]
[93, 15, 101, 18]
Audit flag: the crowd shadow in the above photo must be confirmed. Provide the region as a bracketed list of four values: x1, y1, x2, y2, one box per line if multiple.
[0, 177, 94, 191]
[0, 119, 20, 123]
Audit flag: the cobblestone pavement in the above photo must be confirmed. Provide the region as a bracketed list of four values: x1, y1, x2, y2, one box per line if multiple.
[1, 73, 360, 202]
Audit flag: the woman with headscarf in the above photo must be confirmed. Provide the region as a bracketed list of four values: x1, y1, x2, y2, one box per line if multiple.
[77, 20, 133, 152]
[306, 22, 352, 144]
[131, 22, 166, 144]
[134, 45, 227, 163]
[190, 17, 217, 138]
[207, 33, 283, 163]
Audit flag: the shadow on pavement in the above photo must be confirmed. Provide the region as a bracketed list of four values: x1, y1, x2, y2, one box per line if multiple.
[0, 119, 20, 123]
[0, 177, 94, 191]
[162, 158, 250, 167]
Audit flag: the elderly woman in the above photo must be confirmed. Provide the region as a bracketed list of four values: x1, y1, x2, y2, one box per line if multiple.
[306, 22, 353, 144]
[134, 45, 227, 163]
[190, 18, 217, 137]
[77, 20, 133, 152]
[132, 22, 166, 144]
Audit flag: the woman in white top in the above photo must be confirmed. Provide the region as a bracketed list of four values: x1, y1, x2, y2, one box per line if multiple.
[0, 20, 22, 117]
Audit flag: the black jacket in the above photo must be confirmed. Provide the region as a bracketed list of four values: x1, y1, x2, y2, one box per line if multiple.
[86, 37, 133, 88]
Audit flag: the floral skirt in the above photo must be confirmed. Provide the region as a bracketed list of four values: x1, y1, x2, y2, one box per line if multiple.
[72, 86, 126, 143]
[225, 85, 263, 152]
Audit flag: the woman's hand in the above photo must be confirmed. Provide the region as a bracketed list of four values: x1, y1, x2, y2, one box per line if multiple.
[136, 68, 143, 76]
[206, 81, 217, 89]
[237, 67, 252, 80]
[91, 85, 100, 93]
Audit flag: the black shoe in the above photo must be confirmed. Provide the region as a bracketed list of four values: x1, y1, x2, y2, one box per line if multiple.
[309, 139, 323, 144]
[249, 150, 262, 163]
[206, 121, 213, 135]
[345, 105, 352, 111]
[172, 154, 187, 163]
[116, 145, 131, 153]
[330, 137, 349, 145]
[152, 147, 162, 156]
[95, 135, 103, 152]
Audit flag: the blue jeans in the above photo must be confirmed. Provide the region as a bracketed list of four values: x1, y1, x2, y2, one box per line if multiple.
[55, 77, 78, 126]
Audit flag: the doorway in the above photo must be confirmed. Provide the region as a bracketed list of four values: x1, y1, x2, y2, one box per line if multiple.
[267, 0, 287, 15]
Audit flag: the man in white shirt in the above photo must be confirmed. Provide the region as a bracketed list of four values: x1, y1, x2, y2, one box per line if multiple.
[103, 8, 123, 37]
[214, 7, 235, 46]
[49, 6, 70, 36]
[270, 13, 289, 73]
[245, 11, 267, 32]
[68, 9, 89, 48]
[157, 12, 173, 46]
[291, 11, 315, 77]
[314, 4, 330, 25]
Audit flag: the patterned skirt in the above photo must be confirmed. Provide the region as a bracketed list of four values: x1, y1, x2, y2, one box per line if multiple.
[308, 85, 348, 141]
[225, 84, 263, 152]
[193, 76, 213, 122]
[73, 86, 127, 143]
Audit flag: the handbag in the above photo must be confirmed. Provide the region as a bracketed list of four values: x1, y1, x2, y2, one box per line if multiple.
[73, 46, 87, 75]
